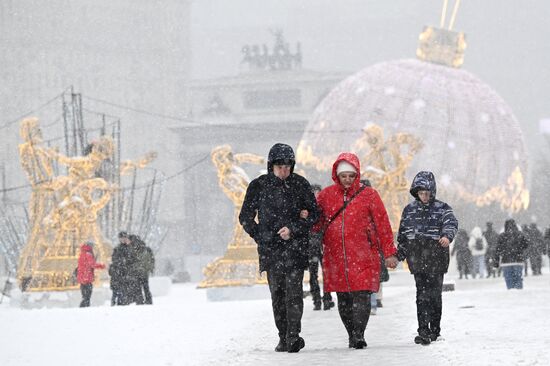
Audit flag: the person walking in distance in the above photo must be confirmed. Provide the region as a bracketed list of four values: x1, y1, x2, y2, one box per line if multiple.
[133, 235, 155, 304]
[451, 229, 473, 280]
[494, 219, 528, 290]
[360, 178, 388, 316]
[525, 223, 544, 276]
[301, 184, 334, 311]
[109, 231, 135, 305]
[110, 232, 128, 305]
[468, 227, 488, 279]
[77, 241, 105, 307]
[483, 222, 500, 278]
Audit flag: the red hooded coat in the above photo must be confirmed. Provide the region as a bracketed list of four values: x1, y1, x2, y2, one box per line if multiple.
[77, 243, 105, 285]
[316, 153, 396, 292]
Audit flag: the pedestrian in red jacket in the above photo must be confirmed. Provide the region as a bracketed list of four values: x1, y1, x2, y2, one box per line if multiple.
[315, 152, 398, 349]
[77, 241, 105, 307]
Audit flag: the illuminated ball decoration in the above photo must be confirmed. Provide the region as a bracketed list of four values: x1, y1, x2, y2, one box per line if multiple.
[297, 58, 528, 212]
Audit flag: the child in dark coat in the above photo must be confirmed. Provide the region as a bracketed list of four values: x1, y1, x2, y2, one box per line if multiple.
[395, 171, 458, 345]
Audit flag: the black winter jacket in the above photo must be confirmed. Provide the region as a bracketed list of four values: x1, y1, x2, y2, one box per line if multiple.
[239, 172, 319, 272]
[483, 227, 499, 258]
[494, 219, 528, 265]
[109, 244, 136, 288]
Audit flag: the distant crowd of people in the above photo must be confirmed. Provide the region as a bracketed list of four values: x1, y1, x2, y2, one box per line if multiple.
[451, 221, 548, 288]
[76, 231, 155, 307]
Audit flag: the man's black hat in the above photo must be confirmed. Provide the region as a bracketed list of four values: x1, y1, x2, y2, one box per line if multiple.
[267, 143, 295, 173]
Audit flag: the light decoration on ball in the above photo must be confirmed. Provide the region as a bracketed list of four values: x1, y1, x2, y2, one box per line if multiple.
[353, 124, 424, 230]
[297, 0, 529, 227]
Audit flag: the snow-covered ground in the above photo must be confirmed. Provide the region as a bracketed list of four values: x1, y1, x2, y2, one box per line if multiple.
[2, 269, 549, 366]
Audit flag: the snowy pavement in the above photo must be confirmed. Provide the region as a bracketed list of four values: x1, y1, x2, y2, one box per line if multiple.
[2, 270, 549, 366]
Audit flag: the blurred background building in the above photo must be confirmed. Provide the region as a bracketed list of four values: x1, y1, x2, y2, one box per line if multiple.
[1, 0, 549, 280]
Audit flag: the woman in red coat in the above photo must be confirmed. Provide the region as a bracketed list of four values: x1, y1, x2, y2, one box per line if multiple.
[315, 152, 398, 349]
[77, 241, 105, 307]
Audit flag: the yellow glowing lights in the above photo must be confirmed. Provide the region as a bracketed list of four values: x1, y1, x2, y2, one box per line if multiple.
[198, 145, 267, 288]
[456, 166, 530, 214]
[354, 124, 423, 231]
[17, 118, 156, 292]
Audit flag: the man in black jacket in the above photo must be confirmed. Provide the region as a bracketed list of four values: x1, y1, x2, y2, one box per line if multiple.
[109, 231, 135, 305]
[239, 143, 319, 353]
[483, 222, 500, 278]
[494, 219, 529, 289]
[395, 171, 458, 345]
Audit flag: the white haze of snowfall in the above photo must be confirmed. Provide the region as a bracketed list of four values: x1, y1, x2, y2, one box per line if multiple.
[1, 268, 549, 366]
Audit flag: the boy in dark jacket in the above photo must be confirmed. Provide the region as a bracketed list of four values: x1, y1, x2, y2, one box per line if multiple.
[239, 143, 319, 353]
[395, 171, 458, 345]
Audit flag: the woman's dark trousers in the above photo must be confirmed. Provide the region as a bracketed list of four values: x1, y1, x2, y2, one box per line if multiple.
[336, 291, 371, 342]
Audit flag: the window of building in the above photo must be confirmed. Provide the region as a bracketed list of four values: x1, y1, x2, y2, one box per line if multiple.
[243, 89, 301, 109]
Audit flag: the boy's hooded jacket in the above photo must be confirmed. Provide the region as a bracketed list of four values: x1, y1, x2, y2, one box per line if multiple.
[396, 171, 458, 274]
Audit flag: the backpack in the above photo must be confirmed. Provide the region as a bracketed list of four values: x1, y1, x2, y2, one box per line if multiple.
[475, 238, 483, 251]
[137, 246, 155, 275]
[71, 267, 79, 284]
[143, 247, 155, 274]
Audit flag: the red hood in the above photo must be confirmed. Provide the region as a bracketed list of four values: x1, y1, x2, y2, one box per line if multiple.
[331, 152, 361, 192]
[80, 244, 93, 253]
